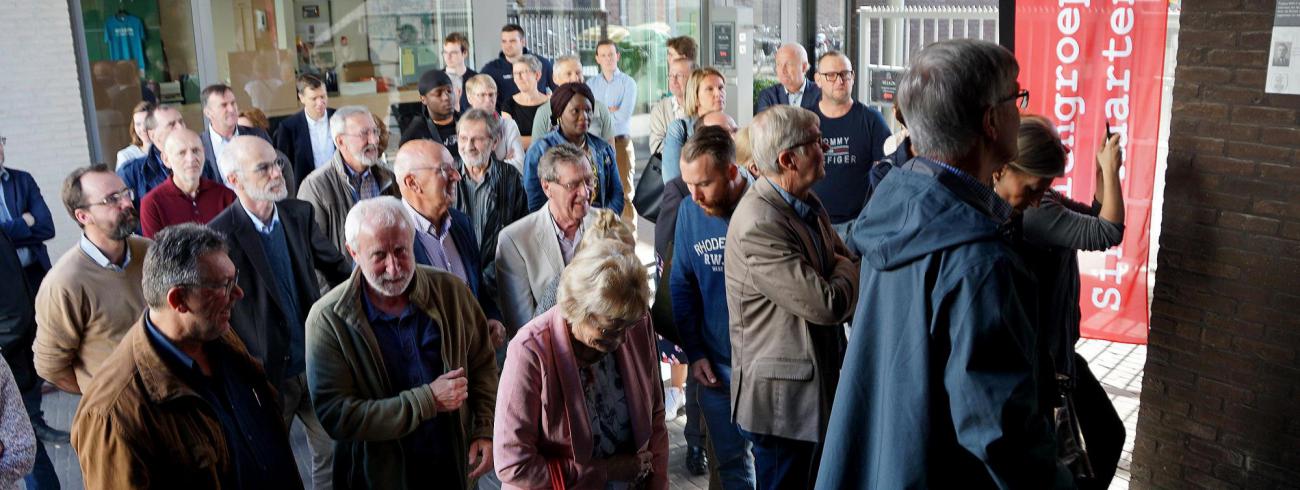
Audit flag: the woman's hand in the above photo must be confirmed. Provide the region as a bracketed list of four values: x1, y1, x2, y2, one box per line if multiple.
[1096, 132, 1123, 177]
[598, 450, 653, 482]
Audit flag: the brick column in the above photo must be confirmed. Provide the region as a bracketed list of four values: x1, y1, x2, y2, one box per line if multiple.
[1132, 0, 1300, 488]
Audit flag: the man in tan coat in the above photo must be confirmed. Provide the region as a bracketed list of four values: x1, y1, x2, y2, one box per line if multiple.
[723, 105, 859, 489]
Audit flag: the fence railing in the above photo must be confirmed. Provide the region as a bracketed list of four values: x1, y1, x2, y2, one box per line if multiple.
[507, 7, 609, 61]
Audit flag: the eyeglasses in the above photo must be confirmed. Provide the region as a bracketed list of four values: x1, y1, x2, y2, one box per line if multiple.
[81, 188, 135, 208]
[185, 270, 239, 297]
[245, 160, 280, 176]
[550, 177, 594, 192]
[346, 129, 382, 139]
[782, 136, 826, 154]
[409, 163, 459, 180]
[590, 315, 638, 336]
[1000, 89, 1030, 110]
[456, 134, 494, 146]
[817, 70, 855, 83]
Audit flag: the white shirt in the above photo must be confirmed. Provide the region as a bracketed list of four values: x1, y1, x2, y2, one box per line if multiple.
[208, 126, 235, 178]
[306, 112, 335, 170]
[78, 234, 131, 272]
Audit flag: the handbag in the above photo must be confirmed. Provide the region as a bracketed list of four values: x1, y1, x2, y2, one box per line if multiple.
[633, 120, 685, 223]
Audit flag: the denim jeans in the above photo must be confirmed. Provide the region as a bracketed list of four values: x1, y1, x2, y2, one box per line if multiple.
[697, 382, 755, 489]
[739, 429, 816, 490]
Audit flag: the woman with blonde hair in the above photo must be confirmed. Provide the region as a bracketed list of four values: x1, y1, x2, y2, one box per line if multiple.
[660, 67, 728, 183]
[494, 231, 668, 488]
[994, 113, 1127, 488]
[115, 101, 155, 168]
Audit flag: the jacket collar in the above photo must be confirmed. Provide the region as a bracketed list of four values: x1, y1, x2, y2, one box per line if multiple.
[328, 151, 396, 196]
[132, 315, 264, 404]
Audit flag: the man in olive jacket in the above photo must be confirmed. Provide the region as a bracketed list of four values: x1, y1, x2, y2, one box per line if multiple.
[306, 196, 498, 489]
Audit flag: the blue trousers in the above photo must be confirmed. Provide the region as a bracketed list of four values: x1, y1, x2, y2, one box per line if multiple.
[697, 382, 755, 489]
[740, 430, 816, 490]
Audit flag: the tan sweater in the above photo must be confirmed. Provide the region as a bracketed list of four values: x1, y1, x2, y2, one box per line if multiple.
[34, 236, 150, 390]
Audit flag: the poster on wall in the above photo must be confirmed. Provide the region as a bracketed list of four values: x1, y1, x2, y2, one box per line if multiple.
[1015, 0, 1170, 344]
[1266, 0, 1300, 94]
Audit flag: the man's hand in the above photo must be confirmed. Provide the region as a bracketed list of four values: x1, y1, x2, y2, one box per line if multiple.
[429, 367, 468, 412]
[690, 359, 721, 388]
[467, 437, 494, 479]
[51, 375, 81, 395]
[487, 319, 507, 349]
[22, 212, 35, 227]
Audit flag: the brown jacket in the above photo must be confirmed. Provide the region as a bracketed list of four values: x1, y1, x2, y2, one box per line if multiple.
[71, 317, 297, 490]
[306, 265, 499, 489]
[724, 178, 859, 443]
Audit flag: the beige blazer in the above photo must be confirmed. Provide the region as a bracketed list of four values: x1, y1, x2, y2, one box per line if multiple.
[494, 207, 599, 334]
[724, 178, 859, 443]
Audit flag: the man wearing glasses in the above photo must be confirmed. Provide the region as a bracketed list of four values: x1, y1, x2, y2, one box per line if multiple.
[35, 164, 150, 395]
[724, 105, 859, 489]
[811, 51, 892, 246]
[73, 224, 302, 489]
[393, 139, 507, 351]
[495, 143, 599, 337]
[298, 105, 400, 261]
[210, 135, 351, 489]
[816, 40, 1070, 488]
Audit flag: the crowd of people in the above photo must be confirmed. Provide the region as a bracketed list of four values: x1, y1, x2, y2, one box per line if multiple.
[0, 24, 1129, 490]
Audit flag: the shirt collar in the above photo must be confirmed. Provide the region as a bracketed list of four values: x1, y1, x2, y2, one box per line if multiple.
[544, 204, 584, 242]
[79, 233, 131, 271]
[923, 157, 1013, 222]
[403, 200, 451, 239]
[0, 167, 9, 181]
[144, 311, 200, 373]
[241, 201, 280, 235]
[359, 287, 414, 324]
[788, 78, 807, 96]
[766, 178, 817, 220]
[306, 111, 328, 125]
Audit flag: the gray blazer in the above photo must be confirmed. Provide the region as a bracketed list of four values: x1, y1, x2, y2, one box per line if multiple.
[494, 207, 599, 334]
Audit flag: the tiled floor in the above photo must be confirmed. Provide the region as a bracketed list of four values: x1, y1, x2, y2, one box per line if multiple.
[31, 338, 1144, 489]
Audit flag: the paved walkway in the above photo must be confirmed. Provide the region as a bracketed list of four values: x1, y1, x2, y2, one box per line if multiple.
[30, 338, 1144, 489]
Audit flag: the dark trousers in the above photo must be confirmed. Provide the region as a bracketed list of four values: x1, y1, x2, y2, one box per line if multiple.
[1074, 353, 1125, 490]
[9, 264, 58, 489]
[684, 376, 705, 448]
[741, 430, 817, 490]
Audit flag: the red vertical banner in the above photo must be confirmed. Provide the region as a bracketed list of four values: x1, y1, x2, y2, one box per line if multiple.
[1015, 0, 1168, 344]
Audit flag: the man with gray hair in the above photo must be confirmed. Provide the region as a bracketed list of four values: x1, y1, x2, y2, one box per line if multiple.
[724, 104, 858, 489]
[306, 196, 498, 488]
[754, 43, 822, 114]
[138, 128, 235, 237]
[298, 105, 400, 258]
[453, 108, 527, 287]
[495, 142, 599, 335]
[210, 135, 350, 489]
[528, 55, 616, 140]
[73, 223, 302, 489]
[816, 39, 1071, 488]
[118, 105, 223, 209]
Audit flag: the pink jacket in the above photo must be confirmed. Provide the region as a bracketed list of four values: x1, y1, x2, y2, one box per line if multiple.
[494, 307, 669, 489]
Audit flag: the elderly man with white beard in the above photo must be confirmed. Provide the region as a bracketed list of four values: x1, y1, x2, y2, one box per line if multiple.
[451, 108, 527, 290]
[137, 128, 236, 237]
[297, 105, 400, 259]
[306, 196, 499, 489]
[209, 135, 351, 489]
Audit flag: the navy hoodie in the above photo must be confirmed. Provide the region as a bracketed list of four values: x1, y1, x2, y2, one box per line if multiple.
[815, 157, 1073, 489]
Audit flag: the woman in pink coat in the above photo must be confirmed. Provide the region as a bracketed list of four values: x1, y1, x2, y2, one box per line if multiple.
[494, 237, 669, 489]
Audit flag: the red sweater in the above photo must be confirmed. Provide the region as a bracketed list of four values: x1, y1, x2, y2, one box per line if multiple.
[139, 178, 236, 237]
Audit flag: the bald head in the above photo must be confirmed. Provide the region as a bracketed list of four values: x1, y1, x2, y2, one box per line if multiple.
[775, 43, 811, 93]
[696, 111, 738, 135]
[161, 128, 205, 189]
[220, 136, 287, 203]
[394, 140, 460, 222]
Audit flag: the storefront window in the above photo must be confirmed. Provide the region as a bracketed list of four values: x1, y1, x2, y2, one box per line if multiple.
[82, 0, 199, 165]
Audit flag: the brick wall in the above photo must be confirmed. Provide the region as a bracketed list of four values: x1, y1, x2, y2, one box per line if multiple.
[1132, 0, 1300, 488]
[0, 0, 92, 257]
